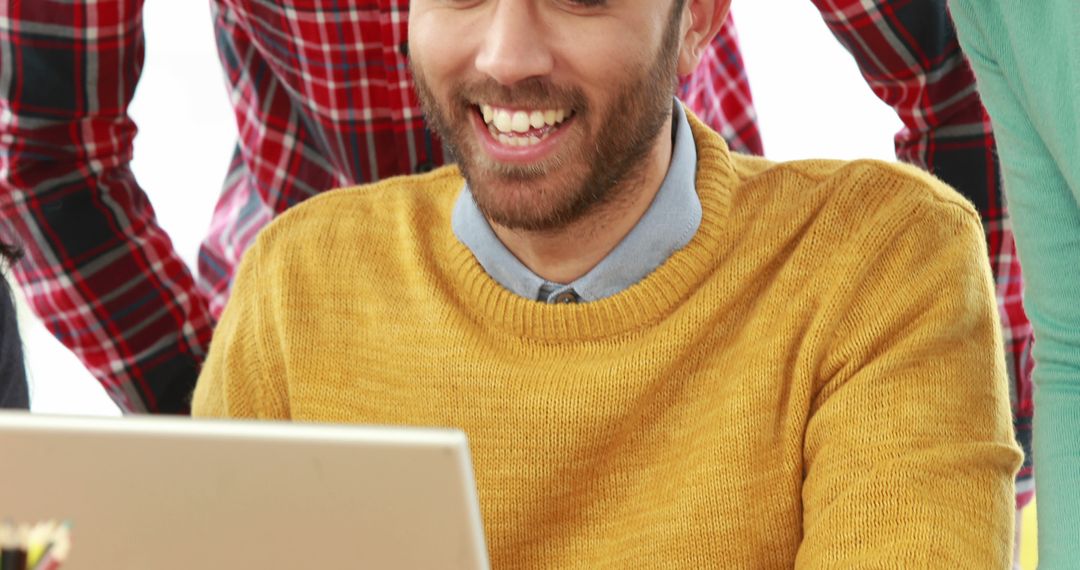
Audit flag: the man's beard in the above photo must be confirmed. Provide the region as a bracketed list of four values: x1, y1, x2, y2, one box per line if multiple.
[412, 10, 683, 232]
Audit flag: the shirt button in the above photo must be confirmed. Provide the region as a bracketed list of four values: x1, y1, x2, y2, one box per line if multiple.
[415, 161, 435, 173]
[399, 41, 409, 57]
[553, 291, 578, 304]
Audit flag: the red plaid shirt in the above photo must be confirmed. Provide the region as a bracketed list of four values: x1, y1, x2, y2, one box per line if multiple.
[0, 1, 1031, 501]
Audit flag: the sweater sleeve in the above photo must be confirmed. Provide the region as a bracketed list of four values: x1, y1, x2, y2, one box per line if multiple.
[795, 190, 1022, 568]
[192, 236, 290, 420]
[949, 2, 1080, 566]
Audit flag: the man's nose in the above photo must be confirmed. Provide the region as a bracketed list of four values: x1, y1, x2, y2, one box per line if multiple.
[474, 2, 555, 87]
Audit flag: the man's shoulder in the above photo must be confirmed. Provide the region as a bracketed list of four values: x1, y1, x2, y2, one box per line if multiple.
[688, 112, 977, 223]
[730, 153, 981, 225]
[253, 165, 465, 253]
[276, 165, 463, 228]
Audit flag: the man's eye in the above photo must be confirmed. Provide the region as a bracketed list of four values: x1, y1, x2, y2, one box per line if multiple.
[566, 0, 607, 7]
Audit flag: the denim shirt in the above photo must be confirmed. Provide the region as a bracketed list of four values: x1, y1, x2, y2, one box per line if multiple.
[451, 100, 700, 304]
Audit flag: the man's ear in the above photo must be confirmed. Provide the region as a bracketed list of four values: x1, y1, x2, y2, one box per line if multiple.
[676, 0, 731, 77]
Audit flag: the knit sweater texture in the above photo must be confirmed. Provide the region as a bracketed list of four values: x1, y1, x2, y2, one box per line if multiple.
[193, 114, 1022, 568]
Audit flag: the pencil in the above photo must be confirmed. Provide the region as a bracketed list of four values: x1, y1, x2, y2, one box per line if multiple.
[15, 524, 31, 570]
[30, 528, 69, 570]
[1, 520, 25, 570]
[0, 521, 9, 570]
[25, 521, 57, 568]
[0, 520, 10, 570]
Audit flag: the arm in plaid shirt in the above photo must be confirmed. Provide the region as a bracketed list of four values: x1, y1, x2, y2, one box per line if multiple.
[0, 0, 212, 413]
[683, 2, 1034, 507]
[0, 0, 455, 413]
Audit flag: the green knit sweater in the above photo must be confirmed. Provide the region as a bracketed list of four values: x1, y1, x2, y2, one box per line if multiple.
[949, 2, 1080, 566]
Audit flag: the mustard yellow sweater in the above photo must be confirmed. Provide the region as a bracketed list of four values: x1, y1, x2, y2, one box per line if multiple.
[193, 116, 1021, 568]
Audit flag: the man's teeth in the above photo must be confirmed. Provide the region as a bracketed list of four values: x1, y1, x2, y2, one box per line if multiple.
[496, 134, 542, 147]
[479, 104, 569, 136]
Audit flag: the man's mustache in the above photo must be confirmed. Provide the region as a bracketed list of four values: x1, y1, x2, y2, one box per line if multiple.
[453, 78, 588, 111]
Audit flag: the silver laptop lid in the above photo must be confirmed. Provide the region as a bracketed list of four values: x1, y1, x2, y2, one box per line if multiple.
[0, 411, 490, 570]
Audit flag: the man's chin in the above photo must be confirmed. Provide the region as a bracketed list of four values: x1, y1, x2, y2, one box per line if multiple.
[461, 148, 558, 179]
[471, 182, 600, 233]
[479, 207, 572, 233]
[461, 162, 555, 198]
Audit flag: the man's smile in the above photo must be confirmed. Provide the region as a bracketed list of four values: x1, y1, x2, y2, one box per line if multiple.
[475, 104, 575, 148]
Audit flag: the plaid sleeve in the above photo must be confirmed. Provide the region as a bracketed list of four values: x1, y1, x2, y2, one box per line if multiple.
[0, 0, 213, 414]
[679, 14, 764, 156]
[808, 0, 1034, 506]
[196, 0, 444, 317]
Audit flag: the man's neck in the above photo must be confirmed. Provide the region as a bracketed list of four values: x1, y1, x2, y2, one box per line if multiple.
[490, 116, 676, 285]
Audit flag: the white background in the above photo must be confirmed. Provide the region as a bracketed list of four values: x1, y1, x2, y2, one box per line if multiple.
[13, 1, 902, 415]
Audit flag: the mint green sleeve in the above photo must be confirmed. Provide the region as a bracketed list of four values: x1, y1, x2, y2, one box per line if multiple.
[949, 1, 1080, 566]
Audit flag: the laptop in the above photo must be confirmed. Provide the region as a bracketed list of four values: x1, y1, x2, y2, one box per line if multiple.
[0, 411, 490, 570]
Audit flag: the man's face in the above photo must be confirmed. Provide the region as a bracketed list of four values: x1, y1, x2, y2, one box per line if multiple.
[409, 0, 686, 232]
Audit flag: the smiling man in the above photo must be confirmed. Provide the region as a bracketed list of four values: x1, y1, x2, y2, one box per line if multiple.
[193, 0, 1021, 567]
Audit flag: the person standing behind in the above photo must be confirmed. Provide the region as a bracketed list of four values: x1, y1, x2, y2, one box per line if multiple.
[0, 239, 29, 409]
[949, 2, 1080, 566]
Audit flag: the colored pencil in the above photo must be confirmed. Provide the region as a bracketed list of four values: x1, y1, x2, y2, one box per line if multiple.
[25, 521, 57, 568]
[30, 528, 69, 570]
[1, 520, 24, 570]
